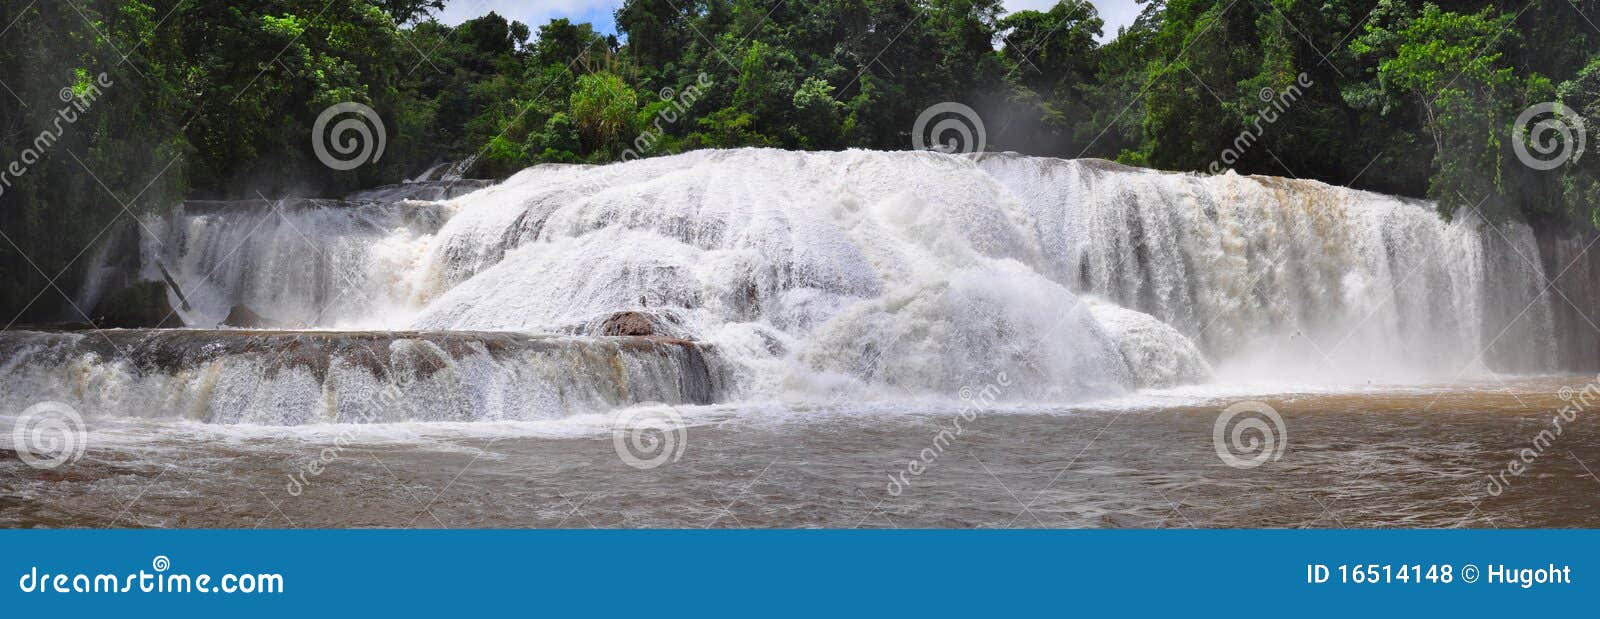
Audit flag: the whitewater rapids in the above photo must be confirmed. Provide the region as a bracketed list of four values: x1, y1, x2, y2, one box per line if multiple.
[6, 149, 1570, 424]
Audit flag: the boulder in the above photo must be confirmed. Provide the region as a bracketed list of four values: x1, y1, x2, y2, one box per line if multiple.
[222, 305, 282, 329]
[600, 311, 659, 337]
[91, 281, 183, 328]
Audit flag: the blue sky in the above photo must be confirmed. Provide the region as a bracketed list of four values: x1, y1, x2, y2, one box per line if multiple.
[434, 1, 1144, 43]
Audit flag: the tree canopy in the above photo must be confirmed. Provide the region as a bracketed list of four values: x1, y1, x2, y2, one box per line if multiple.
[2, 0, 1598, 320]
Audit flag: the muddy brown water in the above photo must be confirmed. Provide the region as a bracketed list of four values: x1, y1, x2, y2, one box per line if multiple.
[3, 376, 1598, 528]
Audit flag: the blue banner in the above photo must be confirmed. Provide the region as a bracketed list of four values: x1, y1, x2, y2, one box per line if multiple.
[0, 530, 1591, 616]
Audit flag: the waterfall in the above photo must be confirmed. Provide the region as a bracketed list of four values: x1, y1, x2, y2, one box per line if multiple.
[146, 198, 453, 329]
[6, 148, 1575, 425]
[979, 155, 1556, 379]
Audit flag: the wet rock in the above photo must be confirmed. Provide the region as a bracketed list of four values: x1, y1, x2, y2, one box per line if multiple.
[222, 305, 281, 329]
[1534, 224, 1600, 372]
[601, 311, 660, 337]
[10, 321, 98, 331]
[91, 281, 183, 328]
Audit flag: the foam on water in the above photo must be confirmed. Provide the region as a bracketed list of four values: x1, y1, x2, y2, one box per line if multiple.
[13, 149, 1574, 425]
[145, 199, 450, 328]
[980, 156, 1555, 378]
[0, 331, 720, 425]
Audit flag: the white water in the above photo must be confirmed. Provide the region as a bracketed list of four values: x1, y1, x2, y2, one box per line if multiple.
[144, 200, 450, 328]
[9, 149, 1567, 424]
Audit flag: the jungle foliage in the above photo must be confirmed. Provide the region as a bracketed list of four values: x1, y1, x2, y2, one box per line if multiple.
[2, 0, 1598, 319]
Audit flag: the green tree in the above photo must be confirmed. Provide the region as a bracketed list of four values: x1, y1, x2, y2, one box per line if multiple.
[1354, 2, 1523, 216]
[571, 72, 639, 157]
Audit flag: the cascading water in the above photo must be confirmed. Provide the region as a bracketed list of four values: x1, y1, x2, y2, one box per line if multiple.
[144, 198, 450, 329]
[980, 155, 1557, 381]
[0, 330, 719, 425]
[3, 149, 1575, 425]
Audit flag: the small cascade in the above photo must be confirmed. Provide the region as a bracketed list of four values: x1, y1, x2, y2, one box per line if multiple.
[0, 330, 721, 424]
[442, 154, 481, 181]
[141, 197, 452, 329]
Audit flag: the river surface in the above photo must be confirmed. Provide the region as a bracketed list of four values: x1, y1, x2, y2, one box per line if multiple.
[5, 376, 1597, 528]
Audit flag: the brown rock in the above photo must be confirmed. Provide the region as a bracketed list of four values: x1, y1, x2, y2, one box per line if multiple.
[92, 281, 184, 328]
[601, 311, 658, 337]
[222, 305, 280, 329]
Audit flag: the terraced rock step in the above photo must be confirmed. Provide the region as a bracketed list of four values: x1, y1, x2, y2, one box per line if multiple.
[0, 329, 723, 425]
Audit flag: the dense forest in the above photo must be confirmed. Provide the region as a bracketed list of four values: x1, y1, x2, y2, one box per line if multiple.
[1, 0, 1597, 321]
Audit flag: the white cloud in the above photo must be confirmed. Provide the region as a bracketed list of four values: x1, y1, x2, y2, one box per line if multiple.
[1005, 1, 1143, 42]
[1005, 0, 1063, 9]
[433, 0, 622, 34]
